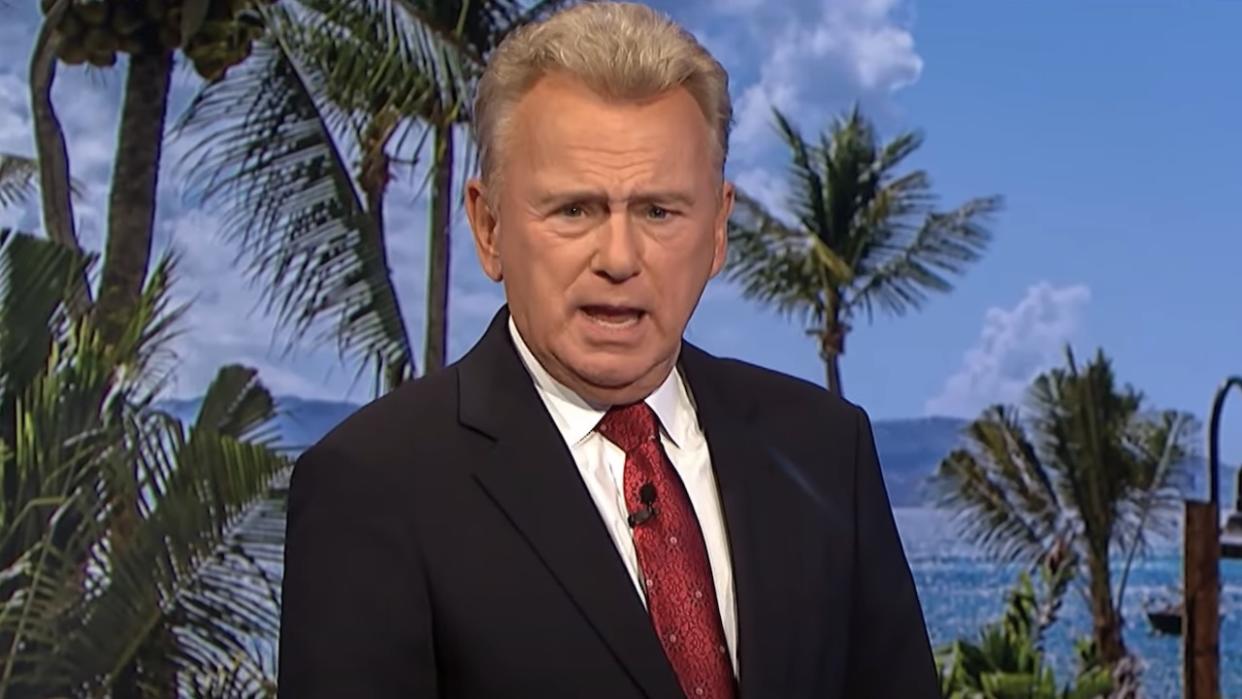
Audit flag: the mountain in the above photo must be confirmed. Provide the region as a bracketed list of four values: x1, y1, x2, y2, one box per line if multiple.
[156, 397, 1242, 509]
[871, 416, 970, 506]
[157, 395, 362, 453]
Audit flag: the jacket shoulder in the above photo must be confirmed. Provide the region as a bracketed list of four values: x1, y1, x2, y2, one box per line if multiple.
[704, 353, 865, 423]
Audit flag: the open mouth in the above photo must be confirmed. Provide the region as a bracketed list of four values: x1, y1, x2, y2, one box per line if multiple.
[581, 305, 645, 327]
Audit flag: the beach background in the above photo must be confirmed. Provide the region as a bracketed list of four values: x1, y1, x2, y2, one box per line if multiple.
[4, 0, 1242, 695]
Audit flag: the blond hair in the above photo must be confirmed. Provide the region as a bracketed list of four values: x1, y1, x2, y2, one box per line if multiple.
[472, 2, 732, 200]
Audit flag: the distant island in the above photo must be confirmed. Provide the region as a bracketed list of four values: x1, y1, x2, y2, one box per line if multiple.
[158, 396, 1240, 509]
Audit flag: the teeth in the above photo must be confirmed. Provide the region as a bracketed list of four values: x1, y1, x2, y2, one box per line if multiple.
[585, 308, 639, 326]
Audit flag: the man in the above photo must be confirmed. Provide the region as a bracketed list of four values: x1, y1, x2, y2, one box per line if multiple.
[278, 3, 938, 697]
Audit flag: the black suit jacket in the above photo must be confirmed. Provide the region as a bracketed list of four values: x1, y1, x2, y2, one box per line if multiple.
[278, 308, 939, 698]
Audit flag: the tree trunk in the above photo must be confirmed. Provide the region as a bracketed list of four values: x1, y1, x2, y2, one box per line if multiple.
[423, 122, 453, 374]
[824, 350, 843, 396]
[93, 48, 173, 348]
[1085, 545, 1128, 665]
[30, 0, 91, 320]
[819, 309, 846, 396]
[359, 109, 415, 392]
[363, 154, 401, 392]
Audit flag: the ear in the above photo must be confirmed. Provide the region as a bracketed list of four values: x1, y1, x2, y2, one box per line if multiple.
[465, 177, 503, 281]
[708, 179, 735, 279]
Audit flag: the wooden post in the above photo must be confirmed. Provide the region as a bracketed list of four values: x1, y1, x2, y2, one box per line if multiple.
[1183, 499, 1220, 699]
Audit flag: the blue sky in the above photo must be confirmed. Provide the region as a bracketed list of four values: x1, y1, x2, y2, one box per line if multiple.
[1, 1, 1240, 457]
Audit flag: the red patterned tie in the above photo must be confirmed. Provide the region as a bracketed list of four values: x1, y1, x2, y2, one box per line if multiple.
[597, 403, 737, 699]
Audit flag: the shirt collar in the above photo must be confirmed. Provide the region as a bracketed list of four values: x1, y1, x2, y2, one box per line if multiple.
[507, 316, 690, 447]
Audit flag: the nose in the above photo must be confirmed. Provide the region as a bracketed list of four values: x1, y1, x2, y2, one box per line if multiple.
[591, 211, 641, 282]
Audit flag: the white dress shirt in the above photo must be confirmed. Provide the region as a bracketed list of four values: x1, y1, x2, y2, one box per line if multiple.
[507, 318, 739, 675]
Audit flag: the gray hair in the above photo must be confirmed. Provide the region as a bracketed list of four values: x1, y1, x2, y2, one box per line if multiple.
[472, 2, 733, 201]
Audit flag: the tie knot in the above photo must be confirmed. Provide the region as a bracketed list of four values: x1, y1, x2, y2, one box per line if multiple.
[596, 402, 659, 452]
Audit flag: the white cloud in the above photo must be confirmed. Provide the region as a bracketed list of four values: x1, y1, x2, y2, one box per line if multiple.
[0, 74, 31, 153]
[925, 282, 1092, 417]
[728, 0, 923, 157]
[156, 207, 371, 403]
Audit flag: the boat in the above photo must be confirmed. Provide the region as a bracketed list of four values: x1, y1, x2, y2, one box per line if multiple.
[1145, 600, 1183, 635]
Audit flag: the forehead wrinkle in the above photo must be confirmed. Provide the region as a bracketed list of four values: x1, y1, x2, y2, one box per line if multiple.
[526, 158, 664, 199]
[504, 80, 717, 209]
[552, 147, 708, 185]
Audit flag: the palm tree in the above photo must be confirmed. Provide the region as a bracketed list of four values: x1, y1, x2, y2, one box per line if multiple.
[173, 0, 568, 392]
[0, 228, 289, 696]
[932, 347, 1196, 667]
[34, 0, 268, 349]
[726, 106, 1002, 396]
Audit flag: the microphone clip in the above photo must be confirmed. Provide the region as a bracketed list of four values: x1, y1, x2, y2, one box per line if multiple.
[627, 482, 658, 527]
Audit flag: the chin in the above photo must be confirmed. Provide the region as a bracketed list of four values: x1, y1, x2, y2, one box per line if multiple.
[572, 359, 647, 388]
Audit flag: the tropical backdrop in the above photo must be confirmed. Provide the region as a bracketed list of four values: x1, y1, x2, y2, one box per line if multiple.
[0, 0, 1240, 697]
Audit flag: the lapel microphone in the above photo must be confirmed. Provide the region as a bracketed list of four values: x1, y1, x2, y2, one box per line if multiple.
[627, 483, 658, 527]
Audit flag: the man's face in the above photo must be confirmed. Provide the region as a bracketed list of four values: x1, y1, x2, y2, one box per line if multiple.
[466, 72, 734, 405]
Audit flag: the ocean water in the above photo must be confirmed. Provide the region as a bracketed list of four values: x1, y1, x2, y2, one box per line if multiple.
[894, 508, 1242, 698]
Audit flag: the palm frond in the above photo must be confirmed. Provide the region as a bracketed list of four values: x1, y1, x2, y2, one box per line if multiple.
[874, 129, 924, 174]
[1112, 408, 1196, 552]
[0, 315, 137, 694]
[726, 191, 837, 326]
[1023, 347, 1194, 576]
[55, 412, 288, 694]
[932, 405, 1062, 562]
[0, 154, 38, 210]
[297, 0, 461, 123]
[192, 364, 279, 447]
[820, 106, 878, 259]
[0, 152, 86, 214]
[1113, 409, 1196, 611]
[849, 194, 1001, 319]
[117, 253, 190, 405]
[770, 109, 830, 247]
[0, 233, 287, 695]
[291, 0, 463, 212]
[173, 5, 416, 383]
[0, 230, 89, 431]
[1027, 349, 1138, 552]
[388, 0, 545, 66]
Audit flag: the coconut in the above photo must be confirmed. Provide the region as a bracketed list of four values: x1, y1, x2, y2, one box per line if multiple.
[117, 35, 143, 54]
[157, 23, 182, 50]
[193, 58, 227, 81]
[56, 41, 89, 65]
[110, 2, 147, 37]
[74, 0, 110, 26]
[87, 50, 117, 67]
[143, 0, 167, 22]
[82, 25, 118, 54]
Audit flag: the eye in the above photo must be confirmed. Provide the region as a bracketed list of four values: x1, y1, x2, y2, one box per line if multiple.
[647, 205, 672, 220]
[559, 204, 586, 218]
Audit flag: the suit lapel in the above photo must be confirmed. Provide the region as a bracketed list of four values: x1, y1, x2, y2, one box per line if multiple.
[458, 309, 684, 699]
[677, 343, 793, 698]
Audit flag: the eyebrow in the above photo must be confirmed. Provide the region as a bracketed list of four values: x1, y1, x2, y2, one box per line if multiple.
[533, 189, 697, 209]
